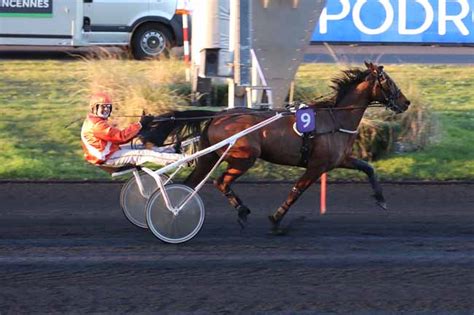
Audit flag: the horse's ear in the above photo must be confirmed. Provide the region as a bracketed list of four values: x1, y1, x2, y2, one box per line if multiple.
[365, 61, 376, 70]
[365, 61, 378, 77]
[142, 109, 146, 116]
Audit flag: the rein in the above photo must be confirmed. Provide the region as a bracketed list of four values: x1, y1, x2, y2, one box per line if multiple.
[65, 103, 386, 129]
[64, 92, 391, 129]
[119, 102, 386, 121]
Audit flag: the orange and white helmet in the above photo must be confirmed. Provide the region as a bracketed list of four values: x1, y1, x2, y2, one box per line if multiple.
[89, 92, 113, 117]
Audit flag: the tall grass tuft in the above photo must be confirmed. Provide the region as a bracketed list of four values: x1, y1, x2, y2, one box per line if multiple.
[395, 91, 439, 151]
[78, 49, 190, 126]
[354, 92, 437, 161]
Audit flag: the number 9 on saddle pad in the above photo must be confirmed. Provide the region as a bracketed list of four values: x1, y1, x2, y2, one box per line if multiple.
[296, 108, 316, 134]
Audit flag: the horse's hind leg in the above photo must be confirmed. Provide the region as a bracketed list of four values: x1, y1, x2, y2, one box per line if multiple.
[214, 158, 257, 228]
[269, 168, 322, 234]
[184, 152, 220, 188]
[339, 156, 387, 210]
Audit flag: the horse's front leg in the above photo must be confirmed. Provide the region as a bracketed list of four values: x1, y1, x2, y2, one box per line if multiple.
[339, 156, 387, 210]
[268, 168, 322, 234]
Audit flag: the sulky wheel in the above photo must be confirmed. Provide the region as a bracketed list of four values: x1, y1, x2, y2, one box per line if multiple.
[120, 172, 170, 229]
[146, 184, 205, 244]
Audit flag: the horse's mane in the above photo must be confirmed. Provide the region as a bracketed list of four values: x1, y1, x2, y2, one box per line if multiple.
[309, 68, 370, 107]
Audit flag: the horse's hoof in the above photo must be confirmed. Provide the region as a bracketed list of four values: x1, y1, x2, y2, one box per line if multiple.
[376, 201, 388, 210]
[237, 218, 246, 230]
[268, 215, 278, 225]
[269, 226, 290, 236]
[268, 215, 286, 235]
[237, 206, 251, 222]
[235, 206, 251, 230]
[372, 194, 388, 210]
[270, 227, 289, 236]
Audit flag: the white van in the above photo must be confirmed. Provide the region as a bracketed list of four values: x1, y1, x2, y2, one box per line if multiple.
[0, 0, 185, 59]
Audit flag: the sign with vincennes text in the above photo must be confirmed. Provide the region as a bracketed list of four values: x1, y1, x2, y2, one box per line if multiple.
[0, 0, 53, 17]
[312, 0, 474, 44]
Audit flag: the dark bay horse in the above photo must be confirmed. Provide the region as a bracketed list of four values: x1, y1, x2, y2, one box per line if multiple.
[142, 62, 411, 232]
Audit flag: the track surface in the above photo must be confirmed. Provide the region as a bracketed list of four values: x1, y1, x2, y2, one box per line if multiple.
[0, 182, 473, 314]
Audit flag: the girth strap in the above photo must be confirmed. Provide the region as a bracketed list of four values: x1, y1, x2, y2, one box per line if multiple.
[298, 132, 314, 167]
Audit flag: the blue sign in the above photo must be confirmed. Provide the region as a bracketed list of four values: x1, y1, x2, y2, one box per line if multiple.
[296, 108, 316, 133]
[312, 0, 474, 44]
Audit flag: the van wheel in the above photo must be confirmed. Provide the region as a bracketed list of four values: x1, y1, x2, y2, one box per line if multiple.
[131, 24, 173, 60]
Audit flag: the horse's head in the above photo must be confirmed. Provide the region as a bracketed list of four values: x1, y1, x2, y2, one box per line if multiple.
[365, 61, 411, 114]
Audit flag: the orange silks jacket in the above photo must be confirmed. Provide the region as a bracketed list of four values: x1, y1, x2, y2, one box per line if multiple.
[81, 113, 142, 164]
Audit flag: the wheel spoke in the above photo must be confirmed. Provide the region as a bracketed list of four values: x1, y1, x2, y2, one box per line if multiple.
[121, 173, 170, 229]
[146, 184, 205, 244]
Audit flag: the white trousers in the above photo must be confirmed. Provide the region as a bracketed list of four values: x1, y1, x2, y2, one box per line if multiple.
[103, 144, 185, 167]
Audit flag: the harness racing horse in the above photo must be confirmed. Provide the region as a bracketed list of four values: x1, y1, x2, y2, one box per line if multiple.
[141, 62, 411, 233]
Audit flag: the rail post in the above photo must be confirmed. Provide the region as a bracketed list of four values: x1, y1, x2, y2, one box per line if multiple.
[320, 173, 327, 214]
[176, 0, 192, 81]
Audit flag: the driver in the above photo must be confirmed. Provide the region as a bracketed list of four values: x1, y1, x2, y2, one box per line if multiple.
[81, 92, 184, 167]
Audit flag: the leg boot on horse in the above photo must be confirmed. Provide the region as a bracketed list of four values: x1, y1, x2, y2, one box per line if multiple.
[214, 168, 253, 229]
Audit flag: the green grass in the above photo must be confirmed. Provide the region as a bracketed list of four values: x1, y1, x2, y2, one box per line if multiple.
[0, 61, 473, 181]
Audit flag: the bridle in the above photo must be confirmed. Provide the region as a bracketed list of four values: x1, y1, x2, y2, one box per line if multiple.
[375, 71, 404, 113]
[306, 69, 406, 136]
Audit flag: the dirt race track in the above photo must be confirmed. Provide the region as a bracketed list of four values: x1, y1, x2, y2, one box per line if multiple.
[0, 182, 473, 314]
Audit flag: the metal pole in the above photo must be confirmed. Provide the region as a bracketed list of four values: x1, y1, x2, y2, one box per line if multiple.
[232, 0, 241, 85]
[229, 0, 250, 108]
[239, 0, 251, 86]
[228, 0, 239, 108]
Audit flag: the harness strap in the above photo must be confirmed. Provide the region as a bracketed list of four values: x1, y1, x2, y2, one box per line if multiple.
[292, 123, 303, 137]
[338, 128, 358, 134]
[293, 124, 358, 137]
[298, 132, 314, 167]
